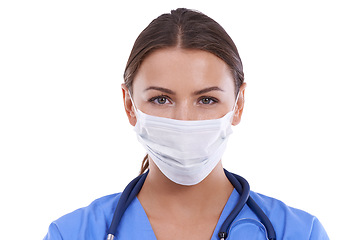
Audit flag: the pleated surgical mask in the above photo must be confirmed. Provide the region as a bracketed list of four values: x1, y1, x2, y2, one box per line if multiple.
[131, 94, 237, 185]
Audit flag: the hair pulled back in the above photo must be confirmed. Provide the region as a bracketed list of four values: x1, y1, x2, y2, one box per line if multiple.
[123, 8, 244, 174]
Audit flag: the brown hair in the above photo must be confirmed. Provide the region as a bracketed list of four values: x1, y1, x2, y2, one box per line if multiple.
[123, 8, 244, 174]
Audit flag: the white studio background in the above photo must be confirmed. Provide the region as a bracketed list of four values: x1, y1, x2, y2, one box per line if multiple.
[0, 0, 359, 239]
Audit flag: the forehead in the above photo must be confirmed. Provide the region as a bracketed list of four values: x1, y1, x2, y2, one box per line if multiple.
[133, 48, 235, 93]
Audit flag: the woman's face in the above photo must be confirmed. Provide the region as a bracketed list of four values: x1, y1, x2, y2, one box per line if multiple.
[123, 48, 246, 125]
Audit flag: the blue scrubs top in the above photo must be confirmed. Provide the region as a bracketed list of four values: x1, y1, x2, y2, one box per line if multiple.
[44, 190, 329, 240]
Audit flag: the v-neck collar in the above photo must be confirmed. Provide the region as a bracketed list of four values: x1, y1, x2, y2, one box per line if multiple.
[130, 188, 239, 240]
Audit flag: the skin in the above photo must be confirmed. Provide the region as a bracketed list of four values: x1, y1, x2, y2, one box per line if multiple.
[122, 47, 246, 240]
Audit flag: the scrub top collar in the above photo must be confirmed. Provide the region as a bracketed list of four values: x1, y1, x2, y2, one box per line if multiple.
[116, 188, 240, 240]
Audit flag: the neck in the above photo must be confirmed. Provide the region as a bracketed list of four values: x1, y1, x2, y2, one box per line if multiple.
[137, 159, 234, 216]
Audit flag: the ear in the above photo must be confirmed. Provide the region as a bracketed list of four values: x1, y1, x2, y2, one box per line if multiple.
[121, 83, 137, 126]
[232, 82, 247, 126]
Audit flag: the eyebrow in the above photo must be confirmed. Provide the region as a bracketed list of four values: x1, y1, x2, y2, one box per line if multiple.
[144, 86, 175, 95]
[143, 86, 224, 95]
[193, 86, 224, 95]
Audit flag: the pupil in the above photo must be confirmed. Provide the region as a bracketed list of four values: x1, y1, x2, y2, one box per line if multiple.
[203, 98, 210, 104]
[159, 97, 166, 104]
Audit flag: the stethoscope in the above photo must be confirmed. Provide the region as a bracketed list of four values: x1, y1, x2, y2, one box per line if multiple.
[106, 169, 276, 240]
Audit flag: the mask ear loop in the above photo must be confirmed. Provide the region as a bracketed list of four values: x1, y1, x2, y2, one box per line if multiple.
[127, 90, 139, 116]
[229, 92, 240, 122]
[233, 92, 240, 111]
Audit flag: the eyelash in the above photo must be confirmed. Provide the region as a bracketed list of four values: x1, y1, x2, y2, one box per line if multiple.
[148, 95, 172, 105]
[198, 96, 219, 105]
[148, 95, 219, 105]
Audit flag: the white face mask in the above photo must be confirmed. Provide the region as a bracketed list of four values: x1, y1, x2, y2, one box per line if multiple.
[132, 97, 236, 186]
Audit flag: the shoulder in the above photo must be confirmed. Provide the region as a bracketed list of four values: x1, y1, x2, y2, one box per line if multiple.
[44, 192, 122, 240]
[249, 191, 329, 239]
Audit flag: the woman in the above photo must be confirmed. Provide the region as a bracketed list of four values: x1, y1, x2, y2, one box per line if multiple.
[44, 8, 329, 240]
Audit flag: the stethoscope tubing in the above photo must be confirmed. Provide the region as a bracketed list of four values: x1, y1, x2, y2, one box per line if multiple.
[247, 196, 276, 240]
[107, 170, 276, 240]
[218, 170, 250, 239]
[107, 171, 149, 237]
[223, 170, 276, 240]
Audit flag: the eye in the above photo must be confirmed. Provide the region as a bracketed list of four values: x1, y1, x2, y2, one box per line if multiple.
[149, 95, 172, 105]
[199, 97, 218, 105]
